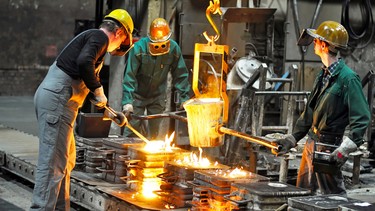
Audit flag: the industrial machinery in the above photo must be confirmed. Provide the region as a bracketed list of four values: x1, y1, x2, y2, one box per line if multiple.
[184, 0, 280, 153]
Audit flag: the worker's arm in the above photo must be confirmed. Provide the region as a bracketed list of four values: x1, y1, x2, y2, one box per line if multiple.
[345, 76, 371, 146]
[122, 45, 140, 106]
[170, 41, 191, 105]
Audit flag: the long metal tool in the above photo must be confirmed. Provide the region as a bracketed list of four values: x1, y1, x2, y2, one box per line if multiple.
[218, 126, 281, 152]
[103, 105, 126, 126]
[131, 111, 187, 122]
[125, 124, 150, 144]
[103, 105, 150, 143]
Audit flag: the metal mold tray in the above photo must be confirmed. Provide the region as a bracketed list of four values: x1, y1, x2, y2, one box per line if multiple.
[128, 145, 189, 161]
[288, 194, 371, 211]
[227, 182, 311, 211]
[194, 169, 270, 188]
[102, 137, 144, 149]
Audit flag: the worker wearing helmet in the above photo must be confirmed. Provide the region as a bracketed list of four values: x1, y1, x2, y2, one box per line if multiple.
[275, 21, 370, 195]
[31, 9, 133, 210]
[122, 18, 191, 139]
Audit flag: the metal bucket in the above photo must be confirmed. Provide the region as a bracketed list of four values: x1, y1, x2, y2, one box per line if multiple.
[183, 98, 223, 147]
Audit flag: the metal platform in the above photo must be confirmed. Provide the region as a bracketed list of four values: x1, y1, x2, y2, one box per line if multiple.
[0, 124, 187, 210]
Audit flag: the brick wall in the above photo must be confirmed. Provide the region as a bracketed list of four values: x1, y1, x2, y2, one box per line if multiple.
[0, 66, 48, 96]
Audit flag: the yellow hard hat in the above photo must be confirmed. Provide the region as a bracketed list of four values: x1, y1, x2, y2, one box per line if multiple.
[148, 18, 172, 42]
[105, 9, 134, 56]
[298, 21, 348, 49]
[105, 9, 134, 34]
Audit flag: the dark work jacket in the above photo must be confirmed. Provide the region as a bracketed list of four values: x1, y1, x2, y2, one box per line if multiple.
[122, 37, 190, 105]
[56, 29, 108, 92]
[292, 59, 371, 146]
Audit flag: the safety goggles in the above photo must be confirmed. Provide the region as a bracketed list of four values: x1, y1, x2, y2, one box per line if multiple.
[148, 40, 170, 56]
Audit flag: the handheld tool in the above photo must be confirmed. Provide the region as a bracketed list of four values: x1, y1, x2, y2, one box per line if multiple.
[103, 105, 150, 144]
[103, 105, 127, 127]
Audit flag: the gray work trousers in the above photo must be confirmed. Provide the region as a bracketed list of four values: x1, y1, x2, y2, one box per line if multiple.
[124, 94, 166, 140]
[31, 62, 89, 211]
[296, 136, 346, 195]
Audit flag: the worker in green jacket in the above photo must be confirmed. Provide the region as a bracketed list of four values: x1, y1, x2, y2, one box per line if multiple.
[122, 18, 190, 139]
[275, 21, 371, 195]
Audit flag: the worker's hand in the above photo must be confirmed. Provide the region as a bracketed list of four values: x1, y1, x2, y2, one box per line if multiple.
[122, 104, 134, 121]
[274, 134, 297, 156]
[103, 109, 128, 127]
[329, 136, 357, 167]
[176, 103, 185, 111]
[90, 86, 107, 108]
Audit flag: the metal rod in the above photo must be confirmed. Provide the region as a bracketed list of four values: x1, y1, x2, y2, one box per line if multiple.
[126, 124, 150, 144]
[104, 105, 117, 117]
[218, 126, 280, 151]
[131, 111, 187, 122]
[255, 91, 310, 96]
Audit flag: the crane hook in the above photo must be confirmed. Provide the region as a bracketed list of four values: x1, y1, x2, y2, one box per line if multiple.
[203, 0, 222, 44]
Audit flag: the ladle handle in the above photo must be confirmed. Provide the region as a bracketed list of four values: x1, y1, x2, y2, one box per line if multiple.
[218, 126, 280, 151]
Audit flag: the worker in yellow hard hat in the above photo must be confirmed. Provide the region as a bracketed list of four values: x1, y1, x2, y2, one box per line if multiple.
[30, 9, 133, 210]
[122, 18, 191, 140]
[275, 21, 370, 195]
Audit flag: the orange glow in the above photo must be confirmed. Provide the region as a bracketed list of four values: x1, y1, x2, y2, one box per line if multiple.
[143, 132, 175, 152]
[175, 147, 218, 168]
[212, 167, 254, 178]
[141, 179, 160, 198]
[165, 204, 176, 209]
[134, 132, 178, 199]
[184, 98, 224, 147]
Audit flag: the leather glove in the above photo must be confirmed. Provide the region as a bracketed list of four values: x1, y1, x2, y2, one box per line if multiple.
[274, 134, 297, 156]
[103, 109, 128, 127]
[90, 86, 107, 108]
[329, 136, 357, 167]
[122, 104, 134, 121]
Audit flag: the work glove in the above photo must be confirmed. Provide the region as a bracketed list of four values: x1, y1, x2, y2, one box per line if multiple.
[90, 86, 107, 108]
[176, 103, 185, 111]
[329, 136, 357, 168]
[122, 104, 134, 121]
[274, 134, 297, 156]
[103, 109, 128, 127]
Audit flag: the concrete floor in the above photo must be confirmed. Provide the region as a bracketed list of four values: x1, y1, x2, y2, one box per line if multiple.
[0, 96, 38, 136]
[0, 96, 36, 210]
[1, 96, 375, 210]
[0, 96, 82, 210]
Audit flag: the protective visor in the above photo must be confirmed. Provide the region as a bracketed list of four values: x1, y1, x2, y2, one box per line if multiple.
[297, 29, 317, 46]
[148, 40, 170, 56]
[110, 31, 134, 57]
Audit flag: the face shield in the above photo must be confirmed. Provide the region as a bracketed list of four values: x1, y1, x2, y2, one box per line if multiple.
[297, 28, 318, 46]
[148, 39, 170, 56]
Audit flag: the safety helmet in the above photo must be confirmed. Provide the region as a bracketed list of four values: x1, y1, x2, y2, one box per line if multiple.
[105, 9, 134, 56]
[297, 21, 348, 49]
[148, 18, 172, 56]
[105, 9, 134, 35]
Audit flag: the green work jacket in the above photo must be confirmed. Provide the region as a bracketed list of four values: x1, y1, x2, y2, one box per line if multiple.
[293, 59, 370, 146]
[122, 37, 190, 106]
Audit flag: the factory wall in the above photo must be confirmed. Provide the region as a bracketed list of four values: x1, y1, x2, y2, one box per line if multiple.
[0, 0, 95, 95]
[0, 0, 374, 98]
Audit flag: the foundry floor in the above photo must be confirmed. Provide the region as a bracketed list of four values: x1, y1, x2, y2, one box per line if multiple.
[1, 96, 375, 210]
